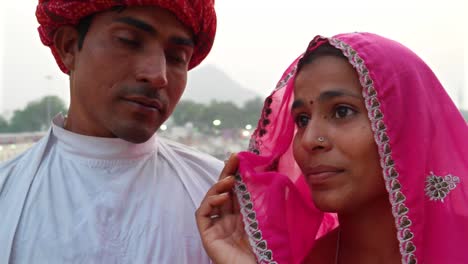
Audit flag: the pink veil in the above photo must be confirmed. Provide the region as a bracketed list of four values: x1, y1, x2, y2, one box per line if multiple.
[235, 33, 468, 264]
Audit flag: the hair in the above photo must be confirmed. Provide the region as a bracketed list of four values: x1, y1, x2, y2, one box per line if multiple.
[76, 14, 94, 50]
[297, 42, 348, 72]
[76, 5, 127, 50]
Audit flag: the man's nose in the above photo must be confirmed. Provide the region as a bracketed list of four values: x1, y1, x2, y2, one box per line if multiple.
[136, 52, 168, 88]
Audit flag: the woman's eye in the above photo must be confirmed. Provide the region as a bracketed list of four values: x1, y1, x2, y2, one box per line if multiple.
[295, 114, 310, 128]
[334, 106, 356, 119]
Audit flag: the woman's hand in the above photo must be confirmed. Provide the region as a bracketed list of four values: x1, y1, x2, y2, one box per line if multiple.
[196, 154, 256, 264]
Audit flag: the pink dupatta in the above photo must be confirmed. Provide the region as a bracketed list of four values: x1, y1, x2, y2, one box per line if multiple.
[235, 33, 468, 264]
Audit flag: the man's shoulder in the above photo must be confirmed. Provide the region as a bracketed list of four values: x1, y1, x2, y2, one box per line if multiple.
[158, 137, 223, 163]
[0, 135, 51, 186]
[0, 143, 38, 193]
[158, 137, 223, 170]
[0, 145, 34, 173]
[157, 137, 224, 187]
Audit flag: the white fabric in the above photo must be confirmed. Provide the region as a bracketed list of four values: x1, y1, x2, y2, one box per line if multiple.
[0, 114, 223, 264]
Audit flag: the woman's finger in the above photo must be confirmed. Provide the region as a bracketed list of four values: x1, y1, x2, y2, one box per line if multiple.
[196, 192, 231, 232]
[219, 154, 239, 181]
[217, 154, 239, 214]
[196, 154, 239, 235]
[203, 175, 236, 198]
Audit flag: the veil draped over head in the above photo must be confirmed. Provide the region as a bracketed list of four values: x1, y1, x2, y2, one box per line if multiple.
[234, 33, 468, 264]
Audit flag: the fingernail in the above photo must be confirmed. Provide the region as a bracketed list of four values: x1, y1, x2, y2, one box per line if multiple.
[223, 153, 232, 164]
[223, 175, 234, 181]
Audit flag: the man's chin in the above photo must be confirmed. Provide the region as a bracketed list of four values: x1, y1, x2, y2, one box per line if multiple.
[124, 135, 154, 144]
[113, 126, 158, 144]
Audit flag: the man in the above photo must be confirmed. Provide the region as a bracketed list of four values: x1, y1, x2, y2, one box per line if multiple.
[0, 1, 221, 263]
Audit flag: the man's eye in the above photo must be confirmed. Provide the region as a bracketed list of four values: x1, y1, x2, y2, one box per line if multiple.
[117, 37, 140, 47]
[167, 52, 188, 65]
[169, 55, 185, 63]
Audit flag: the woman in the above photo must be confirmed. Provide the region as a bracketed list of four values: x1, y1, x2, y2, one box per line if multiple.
[196, 33, 468, 264]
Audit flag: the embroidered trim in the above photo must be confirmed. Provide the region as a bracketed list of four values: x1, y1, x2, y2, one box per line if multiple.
[329, 37, 417, 264]
[233, 173, 277, 264]
[248, 96, 273, 155]
[248, 137, 260, 154]
[249, 65, 298, 155]
[275, 66, 297, 91]
[425, 172, 460, 202]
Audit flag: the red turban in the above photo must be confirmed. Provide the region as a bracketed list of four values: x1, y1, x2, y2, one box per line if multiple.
[36, 0, 216, 73]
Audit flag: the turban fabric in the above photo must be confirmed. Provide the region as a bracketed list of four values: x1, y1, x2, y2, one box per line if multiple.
[36, 0, 216, 73]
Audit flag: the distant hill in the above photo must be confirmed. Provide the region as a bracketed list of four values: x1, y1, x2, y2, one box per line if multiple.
[183, 65, 261, 106]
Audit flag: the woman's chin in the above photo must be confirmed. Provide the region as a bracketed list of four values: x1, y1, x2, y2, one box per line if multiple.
[311, 193, 345, 213]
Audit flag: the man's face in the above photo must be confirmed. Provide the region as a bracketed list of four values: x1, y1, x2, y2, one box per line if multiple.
[67, 6, 194, 143]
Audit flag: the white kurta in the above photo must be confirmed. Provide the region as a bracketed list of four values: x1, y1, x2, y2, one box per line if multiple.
[0, 114, 223, 264]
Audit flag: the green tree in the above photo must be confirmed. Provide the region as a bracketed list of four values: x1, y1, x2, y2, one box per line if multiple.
[172, 100, 207, 127]
[8, 96, 67, 132]
[242, 97, 263, 129]
[0, 116, 8, 133]
[171, 98, 264, 132]
[202, 100, 243, 130]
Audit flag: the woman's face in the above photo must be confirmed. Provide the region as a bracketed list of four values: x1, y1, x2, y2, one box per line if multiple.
[292, 55, 386, 213]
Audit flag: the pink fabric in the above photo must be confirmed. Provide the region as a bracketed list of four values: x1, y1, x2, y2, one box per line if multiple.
[235, 33, 468, 264]
[36, 0, 217, 73]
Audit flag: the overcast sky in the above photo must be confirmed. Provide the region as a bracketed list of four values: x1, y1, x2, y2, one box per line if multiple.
[0, 0, 467, 114]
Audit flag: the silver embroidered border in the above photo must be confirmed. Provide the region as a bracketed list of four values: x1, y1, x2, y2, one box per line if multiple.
[329, 37, 417, 264]
[237, 62, 299, 264]
[275, 66, 297, 91]
[234, 172, 277, 264]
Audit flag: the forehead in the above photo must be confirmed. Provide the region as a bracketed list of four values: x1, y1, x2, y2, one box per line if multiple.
[90, 5, 193, 39]
[294, 55, 360, 96]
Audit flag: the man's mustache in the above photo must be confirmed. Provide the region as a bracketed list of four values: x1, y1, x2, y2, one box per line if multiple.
[120, 85, 165, 102]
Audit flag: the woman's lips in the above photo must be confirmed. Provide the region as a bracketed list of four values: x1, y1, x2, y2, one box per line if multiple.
[304, 165, 345, 184]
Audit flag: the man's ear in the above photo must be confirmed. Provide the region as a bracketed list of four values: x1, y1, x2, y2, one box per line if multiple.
[53, 26, 80, 72]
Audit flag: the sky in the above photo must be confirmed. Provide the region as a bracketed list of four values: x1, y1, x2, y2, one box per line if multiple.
[0, 0, 467, 115]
